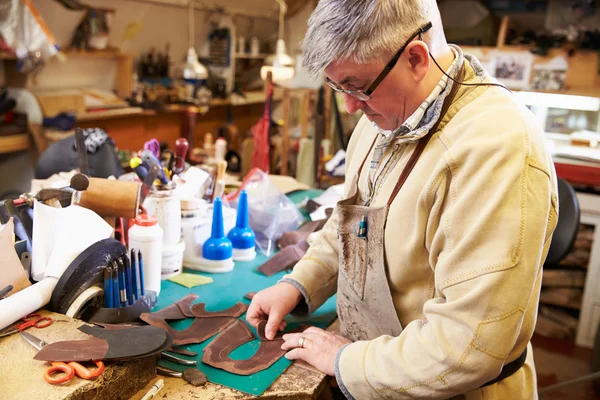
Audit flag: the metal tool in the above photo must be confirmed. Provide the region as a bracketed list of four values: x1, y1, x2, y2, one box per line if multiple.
[123, 255, 134, 306]
[112, 261, 120, 309]
[0, 285, 13, 300]
[160, 352, 197, 366]
[140, 163, 162, 206]
[20, 331, 105, 385]
[75, 128, 90, 176]
[103, 265, 113, 308]
[0, 313, 53, 338]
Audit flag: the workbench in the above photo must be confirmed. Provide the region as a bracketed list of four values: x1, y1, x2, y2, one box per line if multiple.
[128, 189, 336, 399]
[0, 190, 335, 400]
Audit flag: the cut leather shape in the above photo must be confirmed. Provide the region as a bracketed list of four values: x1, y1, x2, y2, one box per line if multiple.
[34, 335, 109, 362]
[190, 302, 247, 318]
[202, 320, 280, 375]
[35, 325, 172, 362]
[279, 219, 328, 249]
[257, 320, 269, 340]
[202, 320, 307, 375]
[244, 292, 256, 300]
[36, 325, 170, 362]
[140, 313, 237, 345]
[258, 243, 309, 277]
[140, 294, 247, 345]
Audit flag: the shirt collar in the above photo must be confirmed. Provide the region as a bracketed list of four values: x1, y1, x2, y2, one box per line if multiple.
[372, 45, 463, 140]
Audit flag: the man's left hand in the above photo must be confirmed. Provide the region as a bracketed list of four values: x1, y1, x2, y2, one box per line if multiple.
[281, 327, 352, 376]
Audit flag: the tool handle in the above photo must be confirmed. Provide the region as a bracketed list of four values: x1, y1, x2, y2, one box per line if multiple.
[69, 360, 105, 380]
[32, 316, 53, 329]
[45, 362, 75, 385]
[175, 138, 189, 160]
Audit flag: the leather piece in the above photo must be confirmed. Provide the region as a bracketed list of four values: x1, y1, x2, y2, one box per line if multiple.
[34, 336, 109, 362]
[51, 239, 127, 313]
[78, 325, 168, 361]
[140, 295, 247, 345]
[257, 320, 269, 341]
[81, 298, 150, 324]
[279, 219, 328, 249]
[140, 313, 237, 345]
[190, 302, 247, 318]
[244, 292, 256, 300]
[203, 320, 307, 375]
[257, 244, 309, 277]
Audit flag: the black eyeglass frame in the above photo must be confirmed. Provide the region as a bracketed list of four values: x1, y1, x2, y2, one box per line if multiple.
[326, 21, 433, 101]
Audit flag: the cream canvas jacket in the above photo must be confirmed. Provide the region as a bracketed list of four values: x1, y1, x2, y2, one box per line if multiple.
[283, 57, 558, 399]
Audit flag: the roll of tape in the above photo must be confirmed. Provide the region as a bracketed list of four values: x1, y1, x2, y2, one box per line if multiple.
[65, 286, 103, 319]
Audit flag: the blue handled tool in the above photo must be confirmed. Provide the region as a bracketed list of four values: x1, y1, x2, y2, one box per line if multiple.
[129, 157, 148, 181]
[111, 261, 120, 309]
[124, 255, 134, 306]
[103, 265, 113, 308]
[130, 249, 138, 300]
[141, 150, 169, 184]
[138, 250, 145, 296]
[117, 258, 127, 307]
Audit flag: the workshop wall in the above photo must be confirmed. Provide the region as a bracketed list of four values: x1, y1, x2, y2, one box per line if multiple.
[29, 0, 280, 92]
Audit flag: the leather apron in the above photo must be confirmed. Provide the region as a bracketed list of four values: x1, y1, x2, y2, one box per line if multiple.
[336, 66, 465, 341]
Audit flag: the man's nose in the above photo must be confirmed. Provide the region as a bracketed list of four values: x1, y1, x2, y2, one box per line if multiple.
[343, 94, 365, 114]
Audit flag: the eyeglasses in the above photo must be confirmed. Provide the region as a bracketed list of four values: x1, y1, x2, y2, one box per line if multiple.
[325, 22, 433, 101]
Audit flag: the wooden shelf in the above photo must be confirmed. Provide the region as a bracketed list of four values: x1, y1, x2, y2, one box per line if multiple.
[63, 49, 129, 59]
[0, 52, 17, 60]
[78, 107, 145, 121]
[234, 53, 269, 59]
[0, 133, 30, 154]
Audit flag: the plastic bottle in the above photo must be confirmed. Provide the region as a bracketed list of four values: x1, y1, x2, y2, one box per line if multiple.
[128, 214, 163, 296]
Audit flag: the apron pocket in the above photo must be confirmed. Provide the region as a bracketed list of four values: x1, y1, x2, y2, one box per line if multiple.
[339, 232, 368, 300]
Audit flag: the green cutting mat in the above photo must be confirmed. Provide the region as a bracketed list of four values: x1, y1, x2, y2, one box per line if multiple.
[156, 190, 338, 396]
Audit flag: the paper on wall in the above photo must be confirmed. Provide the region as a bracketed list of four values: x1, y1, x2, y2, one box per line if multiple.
[31, 202, 113, 281]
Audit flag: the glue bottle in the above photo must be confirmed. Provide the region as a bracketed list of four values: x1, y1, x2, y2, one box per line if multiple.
[128, 214, 163, 296]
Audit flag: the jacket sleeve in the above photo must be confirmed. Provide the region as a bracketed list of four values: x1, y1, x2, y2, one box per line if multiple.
[281, 116, 372, 315]
[335, 126, 558, 399]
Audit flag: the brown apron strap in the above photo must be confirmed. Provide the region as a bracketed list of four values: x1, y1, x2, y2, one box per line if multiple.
[355, 134, 379, 178]
[386, 65, 466, 207]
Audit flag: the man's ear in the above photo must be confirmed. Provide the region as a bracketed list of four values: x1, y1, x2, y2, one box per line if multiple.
[406, 41, 430, 82]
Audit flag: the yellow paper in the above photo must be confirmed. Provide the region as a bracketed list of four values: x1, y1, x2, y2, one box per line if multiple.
[168, 273, 213, 288]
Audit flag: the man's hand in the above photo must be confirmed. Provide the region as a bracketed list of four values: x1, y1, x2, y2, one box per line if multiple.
[281, 327, 352, 376]
[246, 282, 303, 340]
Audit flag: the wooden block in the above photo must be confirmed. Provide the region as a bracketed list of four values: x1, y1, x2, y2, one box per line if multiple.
[542, 269, 586, 288]
[0, 310, 156, 400]
[539, 288, 583, 310]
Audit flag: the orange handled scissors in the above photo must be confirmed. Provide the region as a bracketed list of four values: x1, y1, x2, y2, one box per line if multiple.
[0, 313, 53, 338]
[21, 331, 105, 385]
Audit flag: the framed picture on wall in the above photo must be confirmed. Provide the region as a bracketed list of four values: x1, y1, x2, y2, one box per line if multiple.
[491, 51, 533, 90]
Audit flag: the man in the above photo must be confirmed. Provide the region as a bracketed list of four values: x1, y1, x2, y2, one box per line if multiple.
[247, 1, 558, 398]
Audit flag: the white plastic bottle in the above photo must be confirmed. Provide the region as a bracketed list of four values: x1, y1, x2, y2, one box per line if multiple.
[129, 214, 163, 296]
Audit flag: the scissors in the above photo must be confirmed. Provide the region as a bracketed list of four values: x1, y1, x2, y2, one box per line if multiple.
[21, 331, 105, 385]
[0, 313, 53, 338]
[144, 138, 161, 159]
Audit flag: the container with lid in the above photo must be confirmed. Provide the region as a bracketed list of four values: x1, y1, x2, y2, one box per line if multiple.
[128, 214, 163, 295]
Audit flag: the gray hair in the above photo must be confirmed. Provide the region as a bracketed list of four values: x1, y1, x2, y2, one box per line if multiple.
[302, 0, 444, 75]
